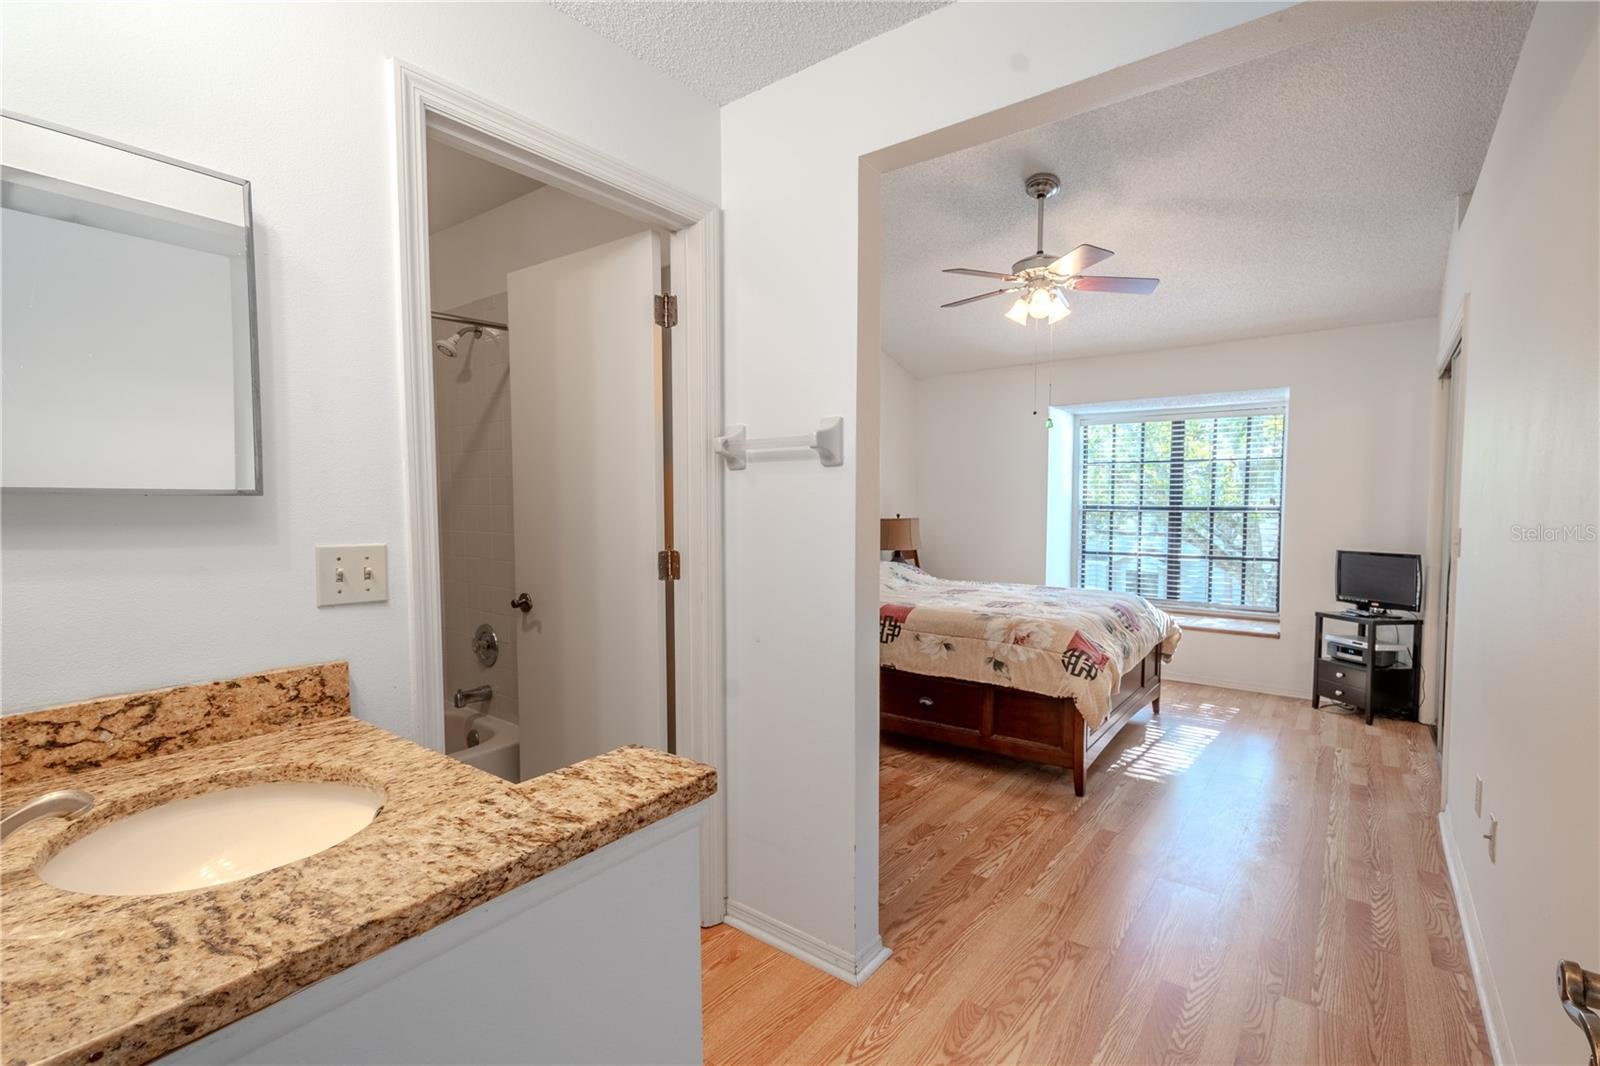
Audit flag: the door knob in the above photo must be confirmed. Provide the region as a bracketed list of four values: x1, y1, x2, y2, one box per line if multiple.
[1558, 960, 1600, 1065]
[510, 593, 532, 614]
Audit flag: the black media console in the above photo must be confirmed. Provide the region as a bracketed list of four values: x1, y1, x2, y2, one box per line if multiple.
[1312, 610, 1423, 725]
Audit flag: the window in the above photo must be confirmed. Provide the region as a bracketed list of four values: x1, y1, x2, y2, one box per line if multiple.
[1074, 406, 1285, 613]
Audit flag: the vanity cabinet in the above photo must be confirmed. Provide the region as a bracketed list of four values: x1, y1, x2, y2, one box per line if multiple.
[156, 805, 706, 1066]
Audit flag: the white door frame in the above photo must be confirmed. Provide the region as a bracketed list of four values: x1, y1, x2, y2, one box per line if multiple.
[391, 60, 726, 924]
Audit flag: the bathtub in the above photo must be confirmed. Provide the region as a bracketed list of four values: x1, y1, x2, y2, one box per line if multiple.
[444, 707, 521, 782]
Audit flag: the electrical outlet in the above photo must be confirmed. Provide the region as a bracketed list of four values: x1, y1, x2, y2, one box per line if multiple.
[1483, 814, 1498, 863]
[1474, 776, 1483, 816]
[316, 545, 388, 606]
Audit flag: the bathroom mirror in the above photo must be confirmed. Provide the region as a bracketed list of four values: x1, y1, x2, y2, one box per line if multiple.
[1, 113, 262, 494]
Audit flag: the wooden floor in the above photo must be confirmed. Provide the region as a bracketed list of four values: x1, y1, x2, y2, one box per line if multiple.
[702, 683, 1491, 1065]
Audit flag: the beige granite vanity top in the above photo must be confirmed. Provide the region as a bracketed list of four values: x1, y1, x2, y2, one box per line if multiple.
[0, 666, 715, 1066]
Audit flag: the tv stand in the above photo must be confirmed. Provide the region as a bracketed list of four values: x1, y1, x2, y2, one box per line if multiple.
[1313, 610, 1423, 724]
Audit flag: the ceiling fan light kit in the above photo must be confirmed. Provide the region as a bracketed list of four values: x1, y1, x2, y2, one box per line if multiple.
[942, 172, 1160, 326]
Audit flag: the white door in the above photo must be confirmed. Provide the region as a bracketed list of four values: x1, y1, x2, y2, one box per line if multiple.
[508, 231, 668, 780]
[1436, 343, 1466, 752]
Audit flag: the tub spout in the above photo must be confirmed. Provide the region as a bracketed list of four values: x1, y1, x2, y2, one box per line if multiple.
[453, 685, 492, 709]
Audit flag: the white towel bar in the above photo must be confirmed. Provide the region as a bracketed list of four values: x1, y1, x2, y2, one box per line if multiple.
[714, 417, 843, 471]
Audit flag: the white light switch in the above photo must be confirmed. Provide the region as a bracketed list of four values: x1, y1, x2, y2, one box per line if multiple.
[316, 545, 388, 606]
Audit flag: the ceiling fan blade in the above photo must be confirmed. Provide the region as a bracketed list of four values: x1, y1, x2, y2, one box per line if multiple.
[1070, 275, 1160, 295]
[943, 267, 1021, 281]
[941, 287, 1021, 308]
[1047, 244, 1115, 276]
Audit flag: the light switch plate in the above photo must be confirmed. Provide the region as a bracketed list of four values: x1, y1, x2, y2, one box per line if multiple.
[316, 545, 388, 606]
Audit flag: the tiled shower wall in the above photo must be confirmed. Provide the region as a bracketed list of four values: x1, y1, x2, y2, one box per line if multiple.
[432, 292, 519, 729]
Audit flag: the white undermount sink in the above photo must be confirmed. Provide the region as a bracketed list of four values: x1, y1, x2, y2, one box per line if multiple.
[40, 781, 385, 896]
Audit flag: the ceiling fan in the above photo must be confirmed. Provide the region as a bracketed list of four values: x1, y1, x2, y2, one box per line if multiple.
[941, 172, 1159, 325]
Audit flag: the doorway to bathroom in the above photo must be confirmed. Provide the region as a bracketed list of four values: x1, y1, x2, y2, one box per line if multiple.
[424, 139, 668, 784]
[395, 63, 726, 925]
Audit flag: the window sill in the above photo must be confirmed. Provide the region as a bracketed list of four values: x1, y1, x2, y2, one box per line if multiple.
[1168, 611, 1281, 639]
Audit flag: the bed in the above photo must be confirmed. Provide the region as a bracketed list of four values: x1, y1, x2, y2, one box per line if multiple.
[878, 561, 1182, 795]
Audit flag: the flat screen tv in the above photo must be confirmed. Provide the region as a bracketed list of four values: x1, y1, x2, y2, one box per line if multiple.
[1336, 550, 1422, 614]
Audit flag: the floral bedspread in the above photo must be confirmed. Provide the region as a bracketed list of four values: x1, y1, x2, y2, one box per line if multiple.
[879, 561, 1182, 727]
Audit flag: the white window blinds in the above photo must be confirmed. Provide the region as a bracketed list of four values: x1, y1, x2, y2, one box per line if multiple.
[1075, 408, 1286, 612]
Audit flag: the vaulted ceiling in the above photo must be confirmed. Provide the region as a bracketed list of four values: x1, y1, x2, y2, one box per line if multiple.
[881, 2, 1534, 377]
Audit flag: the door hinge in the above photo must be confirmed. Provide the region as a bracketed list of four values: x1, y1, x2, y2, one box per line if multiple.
[657, 548, 681, 581]
[654, 293, 678, 329]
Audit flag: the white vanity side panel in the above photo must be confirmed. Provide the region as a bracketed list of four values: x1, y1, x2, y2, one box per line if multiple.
[158, 805, 705, 1066]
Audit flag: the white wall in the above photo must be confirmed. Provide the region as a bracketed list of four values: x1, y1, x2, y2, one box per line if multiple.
[429, 185, 650, 312]
[914, 318, 1439, 703]
[1433, 5, 1599, 1063]
[878, 352, 918, 520]
[431, 294, 519, 727]
[721, 1, 1295, 976]
[0, 2, 717, 726]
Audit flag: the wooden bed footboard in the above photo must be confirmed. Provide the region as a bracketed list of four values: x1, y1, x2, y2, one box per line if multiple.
[879, 648, 1163, 797]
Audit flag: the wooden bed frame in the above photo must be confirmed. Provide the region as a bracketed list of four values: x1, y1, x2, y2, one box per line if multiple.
[879, 647, 1163, 796]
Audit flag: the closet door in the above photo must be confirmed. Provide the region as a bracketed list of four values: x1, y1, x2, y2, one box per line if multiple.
[508, 231, 668, 779]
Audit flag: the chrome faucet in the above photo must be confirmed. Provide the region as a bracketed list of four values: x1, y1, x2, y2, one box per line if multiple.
[453, 685, 492, 709]
[1, 789, 94, 842]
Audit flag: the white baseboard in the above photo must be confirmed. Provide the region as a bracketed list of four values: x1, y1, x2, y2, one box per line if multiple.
[1162, 671, 1437, 727]
[1160, 670, 1306, 700]
[1438, 808, 1510, 1065]
[723, 900, 891, 987]
[855, 939, 892, 984]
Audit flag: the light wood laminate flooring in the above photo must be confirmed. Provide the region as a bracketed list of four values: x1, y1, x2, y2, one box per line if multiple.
[702, 683, 1489, 1065]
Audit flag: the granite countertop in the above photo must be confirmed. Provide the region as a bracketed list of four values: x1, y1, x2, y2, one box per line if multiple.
[0, 665, 715, 1066]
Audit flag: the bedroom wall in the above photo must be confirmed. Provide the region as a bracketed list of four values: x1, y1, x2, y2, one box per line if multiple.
[913, 317, 1439, 706]
[1432, 4, 1599, 1063]
[721, 0, 1305, 978]
[0, 2, 717, 724]
[879, 352, 918, 520]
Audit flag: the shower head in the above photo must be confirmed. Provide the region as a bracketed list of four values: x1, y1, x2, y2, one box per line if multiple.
[434, 326, 482, 359]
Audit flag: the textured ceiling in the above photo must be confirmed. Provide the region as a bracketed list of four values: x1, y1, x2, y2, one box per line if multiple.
[882, 3, 1534, 378]
[426, 140, 541, 232]
[547, 1, 949, 105]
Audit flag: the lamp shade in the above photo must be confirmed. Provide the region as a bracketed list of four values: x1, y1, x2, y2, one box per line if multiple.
[880, 517, 921, 552]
